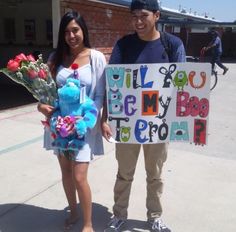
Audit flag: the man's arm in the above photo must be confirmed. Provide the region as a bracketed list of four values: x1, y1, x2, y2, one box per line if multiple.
[109, 43, 123, 64]
[174, 43, 186, 62]
[204, 37, 217, 51]
[168, 35, 186, 62]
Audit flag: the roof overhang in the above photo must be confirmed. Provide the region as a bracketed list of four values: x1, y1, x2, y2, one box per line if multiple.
[159, 19, 236, 28]
[88, 0, 236, 28]
[88, 0, 130, 8]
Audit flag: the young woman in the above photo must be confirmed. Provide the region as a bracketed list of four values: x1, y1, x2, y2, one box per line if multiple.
[38, 11, 106, 232]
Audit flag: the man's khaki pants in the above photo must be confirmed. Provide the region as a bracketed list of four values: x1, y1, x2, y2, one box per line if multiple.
[113, 143, 168, 220]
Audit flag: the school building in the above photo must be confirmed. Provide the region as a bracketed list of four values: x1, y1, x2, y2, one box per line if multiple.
[0, 0, 235, 109]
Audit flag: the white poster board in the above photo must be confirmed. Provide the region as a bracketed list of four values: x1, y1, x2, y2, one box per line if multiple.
[105, 62, 211, 145]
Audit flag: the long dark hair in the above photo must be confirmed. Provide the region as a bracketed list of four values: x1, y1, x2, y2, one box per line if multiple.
[50, 11, 91, 77]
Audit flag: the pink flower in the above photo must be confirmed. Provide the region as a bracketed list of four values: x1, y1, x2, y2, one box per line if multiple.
[7, 59, 20, 72]
[38, 69, 47, 79]
[14, 53, 28, 63]
[27, 54, 36, 62]
[27, 69, 38, 79]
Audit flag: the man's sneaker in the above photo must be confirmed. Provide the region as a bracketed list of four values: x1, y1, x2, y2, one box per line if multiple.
[223, 67, 229, 75]
[104, 216, 125, 231]
[148, 218, 171, 232]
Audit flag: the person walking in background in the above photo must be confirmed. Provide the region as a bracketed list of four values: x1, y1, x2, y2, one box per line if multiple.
[204, 30, 229, 75]
[38, 11, 106, 232]
[101, 0, 186, 231]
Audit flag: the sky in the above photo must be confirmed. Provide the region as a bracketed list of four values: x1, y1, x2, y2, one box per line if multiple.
[160, 0, 236, 22]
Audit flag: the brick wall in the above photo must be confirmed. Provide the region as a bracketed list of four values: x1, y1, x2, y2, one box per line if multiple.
[61, 0, 134, 60]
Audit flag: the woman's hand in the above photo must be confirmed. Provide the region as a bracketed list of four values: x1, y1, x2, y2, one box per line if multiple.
[37, 103, 55, 118]
[101, 121, 113, 142]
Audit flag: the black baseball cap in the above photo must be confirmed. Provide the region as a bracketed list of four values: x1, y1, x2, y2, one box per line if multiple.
[130, 0, 160, 11]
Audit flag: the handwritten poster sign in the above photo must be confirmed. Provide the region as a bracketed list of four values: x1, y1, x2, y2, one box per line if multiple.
[105, 62, 211, 145]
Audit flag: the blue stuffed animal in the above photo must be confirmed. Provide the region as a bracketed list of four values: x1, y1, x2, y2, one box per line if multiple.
[50, 78, 98, 151]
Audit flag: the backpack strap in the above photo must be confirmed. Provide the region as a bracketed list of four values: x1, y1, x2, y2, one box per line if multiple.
[160, 31, 172, 61]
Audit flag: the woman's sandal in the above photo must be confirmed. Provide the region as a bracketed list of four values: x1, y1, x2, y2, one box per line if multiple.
[64, 216, 79, 230]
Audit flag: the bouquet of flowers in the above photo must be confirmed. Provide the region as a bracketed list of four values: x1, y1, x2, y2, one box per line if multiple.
[0, 53, 57, 106]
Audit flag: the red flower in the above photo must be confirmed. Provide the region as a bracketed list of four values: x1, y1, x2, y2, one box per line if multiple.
[27, 69, 38, 79]
[14, 53, 28, 63]
[71, 63, 79, 70]
[27, 54, 36, 62]
[7, 59, 20, 72]
[38, 69, 47, 79]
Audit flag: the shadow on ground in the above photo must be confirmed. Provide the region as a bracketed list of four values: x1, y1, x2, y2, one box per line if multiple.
[122, 219, 150, 231]
[0, 203, 112, 232]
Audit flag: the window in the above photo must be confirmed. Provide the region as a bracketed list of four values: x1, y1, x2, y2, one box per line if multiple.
[4, 18, 16, 41]
[24, 19, 35, 40]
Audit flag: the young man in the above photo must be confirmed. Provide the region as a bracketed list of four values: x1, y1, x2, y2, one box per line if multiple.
[102, 0, 186, 231]
[204, 30, 229, 75]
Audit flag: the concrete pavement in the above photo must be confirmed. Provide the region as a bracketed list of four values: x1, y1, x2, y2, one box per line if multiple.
[0, 63, 236, 232]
